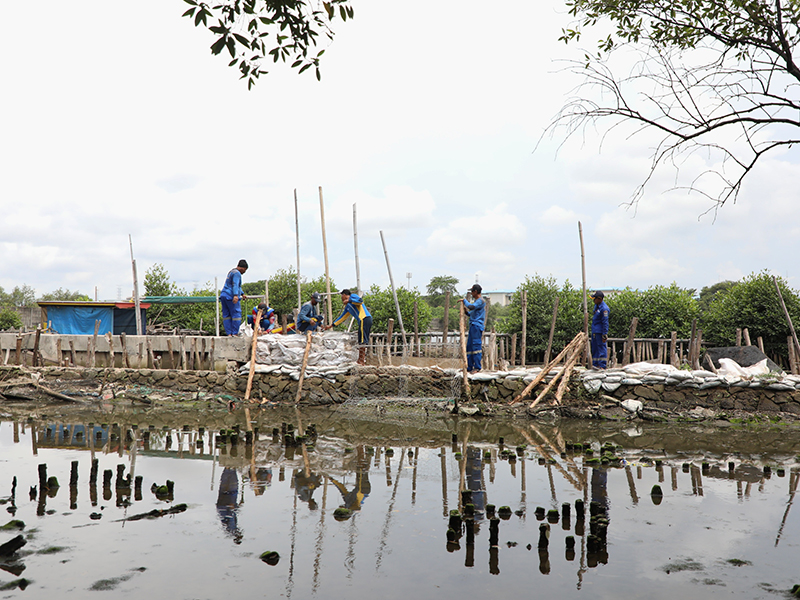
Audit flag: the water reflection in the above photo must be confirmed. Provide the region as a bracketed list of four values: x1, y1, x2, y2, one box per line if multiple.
[0, 414, 799, 598]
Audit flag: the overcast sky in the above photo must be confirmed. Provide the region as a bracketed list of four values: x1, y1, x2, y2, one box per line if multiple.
[1, 0, 797, 301]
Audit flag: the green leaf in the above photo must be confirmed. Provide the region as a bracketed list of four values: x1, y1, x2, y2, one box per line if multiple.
[233, 33, 250, 48]
[182, 8, 196, 18]
[339, 5, 346, 20]
[315, 66, 321, 81]
[210, 37, 226, 55]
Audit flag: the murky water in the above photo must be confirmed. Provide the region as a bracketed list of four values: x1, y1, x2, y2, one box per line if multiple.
[0, 406, 798, 598]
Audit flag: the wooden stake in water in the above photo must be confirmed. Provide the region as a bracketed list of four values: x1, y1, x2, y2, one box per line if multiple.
[295, 332, 313, 403]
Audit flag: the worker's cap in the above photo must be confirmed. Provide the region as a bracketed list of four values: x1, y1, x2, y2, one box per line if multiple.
[591, 290, 604, 298]
[237, 259, 249, 269]
[257, 302, 268, 311]
[470, 284, 482, 293]
[311, 292, 321, 301]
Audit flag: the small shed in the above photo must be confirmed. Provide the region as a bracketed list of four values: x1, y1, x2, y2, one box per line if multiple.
[38, 301, 150, 335]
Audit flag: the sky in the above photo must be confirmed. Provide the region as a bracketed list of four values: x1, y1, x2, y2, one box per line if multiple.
[1, 0, 798, 301]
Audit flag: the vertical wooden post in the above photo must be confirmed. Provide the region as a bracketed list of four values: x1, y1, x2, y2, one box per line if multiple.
[147, 338, 155, 369]
[544, 296, 559, 365]
[209, 338, 215, 371]
[511, 333, 517, 367]
[735, 328, 742, 346]
[265, 279, 270, 308]
[15, 335, 21, 365]
[69, 340, 76, 367]
[353, 203, 362, 294]
[788, 337, 797, 374]
[442, 292, 451, 358]
[166, 338, 174, 369]
[32, 328, 41, 367]
[578, 221, 590, 367]
[757, 336, 765, 353]
[129, 235, 142, 336]
[245, 309, 263, 402]
[294, 189, 302, 315]
[413, 301, 419, 358]
[106, 333, 115, 368]
[92, 320, 100, 367]
[458, 303, 469, 404]
[56, 337, 62, 367]
[120, 332, 129, 368]
[521, 290, 527, 368]
[179, 337, 187, 370]
[688, 318, 698, 368]
[670, 331, 678, 367]
[623, 317, 638, 365]
[692, 330, 703, 370]
[215, 276, 220, 337]
[386, 319, 394, 366]
[295, 331, 313, 403]
[489, 326, 497, 371]
[743, 328, 751, 346]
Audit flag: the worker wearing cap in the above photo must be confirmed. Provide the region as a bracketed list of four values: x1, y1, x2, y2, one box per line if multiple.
[297, 292, 323, 333]
[591, 290, 610, 369]
[248, 302, 276, 334]
[460, 284, 486, 373]
[220, 260, 248, 336]
[326, 289, 372, 365]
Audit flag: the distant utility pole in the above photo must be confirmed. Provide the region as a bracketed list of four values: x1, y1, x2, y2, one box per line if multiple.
[406, 272, 412, 290]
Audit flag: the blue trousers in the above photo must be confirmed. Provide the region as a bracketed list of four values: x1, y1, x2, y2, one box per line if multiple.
[591, 333, 607, 368]
[467, 324, 483, 371]
[221, 297, 242, 335]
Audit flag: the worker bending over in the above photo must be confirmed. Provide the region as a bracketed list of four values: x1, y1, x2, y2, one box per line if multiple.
[325, 289, 372, 365]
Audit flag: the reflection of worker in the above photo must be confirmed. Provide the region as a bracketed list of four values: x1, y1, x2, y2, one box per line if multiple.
[292, 469, 322, 510]
[329, 446, 371, 511]
[591, 291, 610, 369]
[297, 292, 323, 333]
[252, 467, 273, 497]
[220, 260, 248, 336]
[216, 468, 243, 543]
[460, 284, 486, 373]
[326, 289, 372, 365]
[466, 446, 486, 518]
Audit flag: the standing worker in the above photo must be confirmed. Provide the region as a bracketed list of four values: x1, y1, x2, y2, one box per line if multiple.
[591, 290, 610, 369]
[220, 260, 248, 336]
[297, 292, 323, 333]
[325, 289, 372, 365]
[460, 284, 486, 373]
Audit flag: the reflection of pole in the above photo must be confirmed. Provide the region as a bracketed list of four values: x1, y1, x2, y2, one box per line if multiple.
[375, 450, 406, 571]
[440, 447, 448, 517]
[286, 485, 298, 599]
[775, 470, 799, 546]
[625, 465, 639, 504]
[312, 477, 328, 593]
[458, 425, 472, 510]
[411, 447, 419, 505]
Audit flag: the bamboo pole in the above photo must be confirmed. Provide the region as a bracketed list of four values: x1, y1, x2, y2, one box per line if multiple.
[544, 296, 559, 365]
[670, 331, 678, 367]
[520, 290, 527, 368]
[386, 318, 394, 366]
[693, 330, 703, 370]
[442, 292, 450, 357]
[622, 317, 638, 365]
[56, 337, 62, 367]
[511, 331, 585, 404]
[458, 302, 469, 403]
[578, 222, 590, 367]
[295, 331, 313, 403]
[106, 333, 114, 368]
[121, 332, 129, 368]
[92, 320, 100, 367]
[318, 186, 334, 325]
[379, 230, 407, 353]
[245, 309, 263, 401]
[215, 276, 220, 337]
[511, 333, 517, 367]
[530, 333, 585, 410]
[129, 235, 142, 336]
[353, 203, 361, 294]
[554, 344, 582, 405]
[736, 328, 742, 346]
[789, 337, 797, 375]
[758, 336, 765, 353]
[413, 301, 419, 358]
[69, 340, 76, 367]
[743, 328, 751, 346]
[294, 189, 302, 315]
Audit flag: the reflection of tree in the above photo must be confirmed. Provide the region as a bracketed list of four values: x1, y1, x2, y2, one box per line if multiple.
[216, 468, 242, 543]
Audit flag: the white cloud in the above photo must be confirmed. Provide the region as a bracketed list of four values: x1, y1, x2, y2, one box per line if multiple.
[540, 205, 581, 227]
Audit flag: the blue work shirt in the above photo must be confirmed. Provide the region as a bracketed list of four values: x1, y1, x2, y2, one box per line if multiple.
[332, 293, 372, 326]
[592, 300, 609, 335]
[298, 301, 320, 325]
[220, 269, 243, 300]
[463, 296, 486, 330]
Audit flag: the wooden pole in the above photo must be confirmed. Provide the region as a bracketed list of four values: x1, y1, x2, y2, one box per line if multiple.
[530, 333, 585, 410]
[773, 276, 800, 358]
[735, 328, 742, 346]
[147, 338, 155, 369]
[379, 230, 408, 352]
[56, 337, 62, 367]
[245, 309, 263, 401]
[215, 276, 220, 337]
[166, 338, 174, 369]
[353, 203, 361, 294]
[623, 317, 638, 365]
[413, 301, 419, 358]
[554, 343, 582, 405]
[386, 318, 395, 366]
[318, 187, 334, 325]
[15, 335, 21, 365]
[106, 333, 115, 368]
[670, 331, 678, 367]
[788, 337, 797, 374]
[521, 290, 527, 368]
[129, 235, 142, 336]
[294, 189, 302, 315]
[92, 320, 100, 367]
[511, 331, 584, 404]
[120, 332, 129, 368]
[693, 330, 703, 370]
[69, 340, 76, 367]
[442, 292, 451, 357]
[743, 328, 751, 346]
[511, 333, 517, 367]
[758, 336, 765, 353]
[544, 296, 559, 365]
[578, 222, 590, 367]
[689, 318, 698, 367]
[179, 337, 187, 370]
[458, 302, 470, 403]
[295, 331, 313, 403]
[33, 328, 41, 367]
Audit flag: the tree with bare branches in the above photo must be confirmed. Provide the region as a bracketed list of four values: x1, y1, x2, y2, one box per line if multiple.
[551, 0, 800, 210]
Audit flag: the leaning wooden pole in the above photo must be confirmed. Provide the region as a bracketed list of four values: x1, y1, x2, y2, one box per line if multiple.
[129, 234, 142, 336]
[380, 230, 408, 353]
[773, 276, 800, 358]
[578, 222, 591, 367]
[458, 302, 470, 404]
[244, 309, 263, 402]
[294, 189, 302, 315]
[530, 333, 585, 410]
[295, 332, 313, 403]
[511, 331, 585, 404]
[319, 186, 333, 325]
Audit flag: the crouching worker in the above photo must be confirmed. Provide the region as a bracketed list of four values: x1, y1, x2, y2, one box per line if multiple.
[297, 292, 324, 333]
[325, 289, 372, 365]
[248, 303, 277, 335]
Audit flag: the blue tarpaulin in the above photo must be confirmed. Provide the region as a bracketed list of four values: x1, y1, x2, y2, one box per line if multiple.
[46, 305, 113, 335]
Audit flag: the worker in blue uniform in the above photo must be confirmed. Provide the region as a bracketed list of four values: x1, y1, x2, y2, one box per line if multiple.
[325, 289, 372, 365]
[591, 290, 610, 369]
[297, 292, 323, 333]
[220, 259, 248, 336]
[461, 284, 486, 373]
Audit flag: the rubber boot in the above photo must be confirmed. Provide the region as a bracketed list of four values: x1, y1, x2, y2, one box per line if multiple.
[357, 347, 366, 365]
